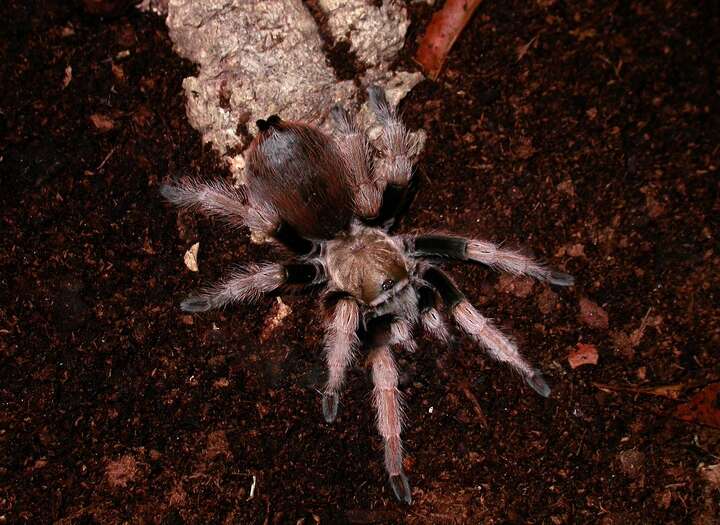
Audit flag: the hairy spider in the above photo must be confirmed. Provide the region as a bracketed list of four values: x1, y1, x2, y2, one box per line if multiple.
[161, 87, 573, 504]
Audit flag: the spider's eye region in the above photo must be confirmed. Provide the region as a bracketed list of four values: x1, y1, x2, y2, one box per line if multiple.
[381, 279, 395, 291]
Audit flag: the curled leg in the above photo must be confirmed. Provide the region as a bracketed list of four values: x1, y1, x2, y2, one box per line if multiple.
[371, 346, 411, 504]
[322, 297, 360, 423]
[408, 234, 574, 286]
[423, 266, 550, 397]
[181, 261, 324, 312]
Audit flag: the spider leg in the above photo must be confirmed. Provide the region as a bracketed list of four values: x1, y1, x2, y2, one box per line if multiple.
[370, 345, 412, 504]
[365, 314, 417, 353]
[422, 266, 551, 397]
[161, 179, 320, 256]
[321, 296, 360, 423]
[330, 105, 381, 218]
[408, 234, 574, 286]
[364, 86, 421, 229]
[160, 178, 254, 229]
[417, 284, 451, 344]
[180, 260, 325, 312]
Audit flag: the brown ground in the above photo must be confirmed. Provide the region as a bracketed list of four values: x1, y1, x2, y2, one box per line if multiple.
[1, 1, 719, 524]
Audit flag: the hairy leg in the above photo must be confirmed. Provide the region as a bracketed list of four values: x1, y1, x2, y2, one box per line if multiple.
[417, 284, 451, 344]
[181, 260, 325, 312]
[162, 178, 321, 256]
[407, 234, 574, 286]
[422, 266, 551, 397]
[365, 86, 421, 229]
[330, 105, 381, 218]
[365, 313, 417, 353]
[160, 178, 257, 228]
[370, 346, 412, 504]
[322, 297, 360, 423]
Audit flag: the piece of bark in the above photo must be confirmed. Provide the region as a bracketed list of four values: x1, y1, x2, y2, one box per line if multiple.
[415, 0, 484, 80]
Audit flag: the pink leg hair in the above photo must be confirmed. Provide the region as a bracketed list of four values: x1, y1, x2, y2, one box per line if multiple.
[160, 178, 278, 235]
[467, 240, 574, 286]
[371, 346, 412, 504]
[420, 307, 451, 344]
[180, 263, 286, 312]
[330, 105, 381, 218]
[322, 298, 360, 423]
[453, 300, 551, 397]
[368, 86, 421, 188]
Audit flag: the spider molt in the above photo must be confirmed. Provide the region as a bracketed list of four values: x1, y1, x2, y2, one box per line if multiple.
[161, 86, 574, 504]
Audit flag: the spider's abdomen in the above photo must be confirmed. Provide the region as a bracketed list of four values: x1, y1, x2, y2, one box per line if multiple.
[245, 120, 354, 239]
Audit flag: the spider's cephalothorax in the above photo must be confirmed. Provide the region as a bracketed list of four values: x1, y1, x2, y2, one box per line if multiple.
[161, 87, 574, 504]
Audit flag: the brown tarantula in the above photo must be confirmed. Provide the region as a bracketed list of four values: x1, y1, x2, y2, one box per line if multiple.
[161, 86, 573, 504]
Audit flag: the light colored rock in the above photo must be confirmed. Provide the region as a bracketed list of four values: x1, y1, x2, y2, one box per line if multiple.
[167, 0, 356, 163]
[145, 0, 424, 179]
[320, 0, 409, 73]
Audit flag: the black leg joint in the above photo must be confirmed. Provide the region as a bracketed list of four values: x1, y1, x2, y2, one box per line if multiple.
[274, 221, 316, 256]
[363, 313, 397, 347]
[322, 290, 354, 311]
[417, 285, 437, 313]
[423, 267, 464, 309]
[413, 235, 468, 259]
[362, 175, 418, 230]
[285, 263, 319, 285]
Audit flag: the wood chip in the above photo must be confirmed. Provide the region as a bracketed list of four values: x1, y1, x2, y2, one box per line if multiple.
[415, 0, 484, 80]
[568, 343, 599, 368]
[183, 242, 199, 272]
[89, 113, 115, 132]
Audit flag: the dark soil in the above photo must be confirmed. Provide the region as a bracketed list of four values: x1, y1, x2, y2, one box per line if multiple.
[1, 1, 719, 524]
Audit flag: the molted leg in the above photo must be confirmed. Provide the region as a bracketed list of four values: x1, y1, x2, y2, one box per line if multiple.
[371, 346, 412, 504]
[408, 234, 574, 286]
[322, 298, 360, 422]
[181, 261, 324, 312]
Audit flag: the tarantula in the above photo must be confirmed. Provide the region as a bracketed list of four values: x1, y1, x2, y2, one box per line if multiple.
[161, 86, 573, 504]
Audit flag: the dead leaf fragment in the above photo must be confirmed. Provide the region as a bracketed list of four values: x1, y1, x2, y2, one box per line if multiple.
[593, 382, 684, 400]
[260, 297, 292, 342]
[89, 113, 115, 132]
[183, 242, 199, 272]
[579, 297, 609, 330]
[568, 343, 599, 368]
[675, 383, 720, 429]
